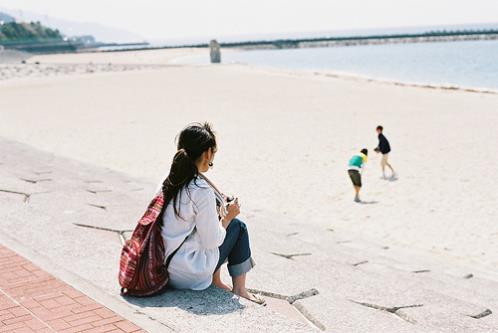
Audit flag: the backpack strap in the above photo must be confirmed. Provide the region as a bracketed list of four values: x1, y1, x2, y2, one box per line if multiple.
[164, 227, 195, 268]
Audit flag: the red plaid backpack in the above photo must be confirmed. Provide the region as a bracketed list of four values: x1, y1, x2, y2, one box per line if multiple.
[118, 193, 186, 296]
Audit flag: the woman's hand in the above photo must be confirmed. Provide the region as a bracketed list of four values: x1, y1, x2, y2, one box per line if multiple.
[221, 198, 240, 229]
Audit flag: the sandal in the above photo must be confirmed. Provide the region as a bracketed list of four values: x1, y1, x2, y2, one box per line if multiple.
[247, 293, 266, 306]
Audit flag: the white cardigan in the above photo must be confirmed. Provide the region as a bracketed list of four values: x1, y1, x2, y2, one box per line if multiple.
[160, 177, 226, 290]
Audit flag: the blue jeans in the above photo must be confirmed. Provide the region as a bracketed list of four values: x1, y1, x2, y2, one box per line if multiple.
[215, 218, 255, 277]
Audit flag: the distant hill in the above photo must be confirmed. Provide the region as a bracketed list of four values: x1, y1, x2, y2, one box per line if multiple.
[0, 21, 63, 42]
[0, 8, 145, 43]
[0, 11, 15, 23]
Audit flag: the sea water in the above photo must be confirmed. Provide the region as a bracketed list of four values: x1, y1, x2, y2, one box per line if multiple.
[177, 40, 498, 91]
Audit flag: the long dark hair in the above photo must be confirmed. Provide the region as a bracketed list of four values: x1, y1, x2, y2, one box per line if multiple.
[162, 122, 217, 218]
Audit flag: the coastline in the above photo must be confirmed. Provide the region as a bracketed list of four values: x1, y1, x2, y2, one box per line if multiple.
[315, 69, 498, 95]
[170, 43, 498, 95]
[230, 62, 498, 96]
[2, 46, 497, 96]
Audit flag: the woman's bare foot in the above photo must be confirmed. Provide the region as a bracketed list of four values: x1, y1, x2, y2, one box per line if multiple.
[213, 280, 232, 292]
[232, 288, 265, 305]
[213, 268, 231, 291]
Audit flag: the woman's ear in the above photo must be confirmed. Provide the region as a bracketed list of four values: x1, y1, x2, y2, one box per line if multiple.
[205, 149, 212, 163]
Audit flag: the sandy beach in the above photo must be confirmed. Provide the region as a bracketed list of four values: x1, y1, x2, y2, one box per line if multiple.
[1, 47, 497, 332]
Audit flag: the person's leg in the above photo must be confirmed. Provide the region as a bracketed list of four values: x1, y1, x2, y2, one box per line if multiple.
[381, 154, 387, 178]
[354, 186, 361, 202]
[383, 154, 395, 176]
[214, 219, 258, 301]
[212, 267, 231, 291]
[352, 171, 362, 202]
[349, 170, 361, 202]
[232, 273, 250, 299]
[213, 221, 238, 290]
[385, 158, 395, 175]
[224, 220, 255, 299]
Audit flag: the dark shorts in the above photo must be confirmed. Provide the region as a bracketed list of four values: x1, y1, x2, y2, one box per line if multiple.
[348, 170, 362, 187]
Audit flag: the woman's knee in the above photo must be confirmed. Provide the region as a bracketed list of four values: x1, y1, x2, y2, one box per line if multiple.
[230, 218, 247, 233]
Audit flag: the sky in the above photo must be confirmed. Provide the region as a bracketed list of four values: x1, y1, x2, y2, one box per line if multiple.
[1, 0, 498, 42]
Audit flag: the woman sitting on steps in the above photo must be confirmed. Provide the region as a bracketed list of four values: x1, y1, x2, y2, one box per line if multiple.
[159, 122, 264, 304]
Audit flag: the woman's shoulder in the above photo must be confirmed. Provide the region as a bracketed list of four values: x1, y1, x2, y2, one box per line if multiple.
[186, 177, 216, 209]
[187, 176, 212, 193]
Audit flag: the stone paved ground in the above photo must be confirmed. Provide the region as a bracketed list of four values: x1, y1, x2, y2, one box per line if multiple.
[1, 137, 497, 332]
[0, 245, 145, 333]
[0, 138, 311, 332]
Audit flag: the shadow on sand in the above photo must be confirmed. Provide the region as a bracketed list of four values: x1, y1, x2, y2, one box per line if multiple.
[123, 286, 244, 315]
[359, 200, 378, 205]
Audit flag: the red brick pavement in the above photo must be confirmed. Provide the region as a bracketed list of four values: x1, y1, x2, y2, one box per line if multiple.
[0, 245, 146, 333]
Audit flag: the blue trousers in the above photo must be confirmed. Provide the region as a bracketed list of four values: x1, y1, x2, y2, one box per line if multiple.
[215, 218, 255, 277]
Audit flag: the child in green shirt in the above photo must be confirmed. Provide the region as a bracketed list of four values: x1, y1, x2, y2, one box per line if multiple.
[347, 148, 368, 202]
